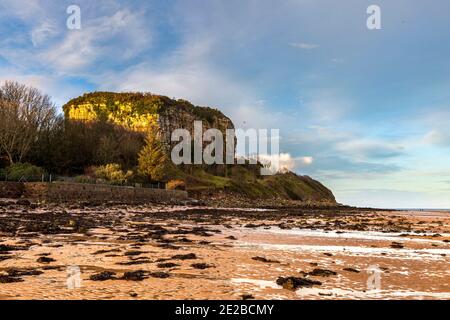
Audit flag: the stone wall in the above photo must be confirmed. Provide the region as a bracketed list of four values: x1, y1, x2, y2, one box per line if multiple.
[0, 182, 25, 199]
[0, 182, 188, 204]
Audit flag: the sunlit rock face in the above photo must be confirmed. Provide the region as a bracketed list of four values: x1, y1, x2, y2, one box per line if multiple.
[63, 92, 235, 150]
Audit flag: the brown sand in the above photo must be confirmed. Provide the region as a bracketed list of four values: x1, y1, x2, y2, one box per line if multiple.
[0, 201, 448, 300]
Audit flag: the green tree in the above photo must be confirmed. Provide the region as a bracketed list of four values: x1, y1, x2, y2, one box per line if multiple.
[138, 123, 171, 182]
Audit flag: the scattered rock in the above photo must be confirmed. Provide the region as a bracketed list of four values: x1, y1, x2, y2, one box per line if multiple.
[117, 259, 152, 266]
[241, 294, 255, 300]
[191, 263, 214, 269]
[308, 269, 337, 277]
[226, 236, 237, 240]
[157, 262, 180, 268]
[124, 250, 144, 256]
[37, 257, 56, 263]
[16, 199, 31, 206]
[276, 277, 322, 290]
[0, 275, 24, 283]
[93, 249, 121, 255]
[251, 256, 280, 263]
[149, 272, 170, 279]
[390, 242, 404, 249]
[89, 271, 117, 281]
[6, 268, 43, 277]
[121, 270, 147, 281]
[343, 268, 360, 273]
[171, 253, 197, 260]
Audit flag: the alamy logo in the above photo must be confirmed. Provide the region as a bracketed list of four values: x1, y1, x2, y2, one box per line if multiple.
[367, 5, 382, 30]
[66, 5, 81, 30]
[66, 265, 82, 289]
[171, 121, 280, 175]
[367, 265, 382, 292]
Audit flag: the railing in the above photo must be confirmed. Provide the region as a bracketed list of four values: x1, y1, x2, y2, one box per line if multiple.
[0, 173, 166, 189]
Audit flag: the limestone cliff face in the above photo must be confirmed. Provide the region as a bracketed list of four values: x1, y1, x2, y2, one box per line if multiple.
[63, 92, 235, 149]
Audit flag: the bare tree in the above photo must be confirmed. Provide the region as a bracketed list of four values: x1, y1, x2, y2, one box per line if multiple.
[0, 81, 56, 164]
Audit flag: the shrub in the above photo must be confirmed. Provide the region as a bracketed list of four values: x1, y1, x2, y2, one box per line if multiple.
[4, 163, 45, 181]
[94, 163, 133, 185]
[166, 179, 186, 190]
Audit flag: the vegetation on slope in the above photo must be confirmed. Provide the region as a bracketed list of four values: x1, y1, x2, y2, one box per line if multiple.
[1, 82, 336, 203]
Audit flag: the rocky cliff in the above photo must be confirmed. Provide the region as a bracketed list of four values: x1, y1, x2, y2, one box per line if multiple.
[63, 92, 336, 204]
[63, 92, 234, 150]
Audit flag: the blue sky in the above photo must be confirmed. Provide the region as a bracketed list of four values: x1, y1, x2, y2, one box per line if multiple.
[1, 0, 449, 208]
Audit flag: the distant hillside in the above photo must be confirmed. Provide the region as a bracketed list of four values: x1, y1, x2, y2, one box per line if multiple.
[63, 91, 336, 204]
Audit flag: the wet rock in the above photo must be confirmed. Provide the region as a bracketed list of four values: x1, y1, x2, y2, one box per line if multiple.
[157, 262, 180, 268]
[308, 269, 337, 277]
[89, 271, 117, 281]
[276, 277, 322, 290]
[0, 244, 28, 253]
[124, 250, 144, 256]
[390, 242, 404, 249]
[93, 248, 121, 255]
[149, 272, 170, 279]
[343, 268, 360, 273]
[251, 256, 280, 263]
[319, 292, 333, 297]
[0, 275, 24, 283]
[41, 266, 63, 271]
[432, 234, 441, 238]
[157, 243, 180, 250]
[121, 270, 148, 281]
[171, 253, 197, 260]
[191, 263, 214, 269]
[37, 257, 56, 263]
[117, 259, 152, 266]
[6, 268, 43, 277]
[16, 199, 31, 206]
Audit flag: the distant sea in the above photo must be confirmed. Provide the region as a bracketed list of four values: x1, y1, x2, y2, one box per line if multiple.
[396, 209, 450, 212]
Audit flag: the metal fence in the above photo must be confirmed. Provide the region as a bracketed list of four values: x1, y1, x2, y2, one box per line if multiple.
[0, 173, 166, 189]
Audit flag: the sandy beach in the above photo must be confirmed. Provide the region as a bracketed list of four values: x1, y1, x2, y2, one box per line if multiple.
[0, 200, 449, 300]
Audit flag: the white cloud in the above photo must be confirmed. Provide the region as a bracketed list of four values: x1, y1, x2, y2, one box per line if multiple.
[335, 139, 405, 159]
[258, 153, 313, 174]
[290, 42, 319, 50]
[42, 9, 151, 73]
[31, 20, 58, 47]
[423, 130, 450, 148]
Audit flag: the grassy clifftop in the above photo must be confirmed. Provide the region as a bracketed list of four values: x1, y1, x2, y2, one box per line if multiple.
[63, 92, 227, 131]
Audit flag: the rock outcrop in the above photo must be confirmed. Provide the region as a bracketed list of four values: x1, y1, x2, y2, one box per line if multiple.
[63, 92, 235, 150]
[63, 91, 336, 204]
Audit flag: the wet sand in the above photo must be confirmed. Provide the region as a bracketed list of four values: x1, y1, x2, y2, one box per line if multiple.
[0, 200, 448, 300]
